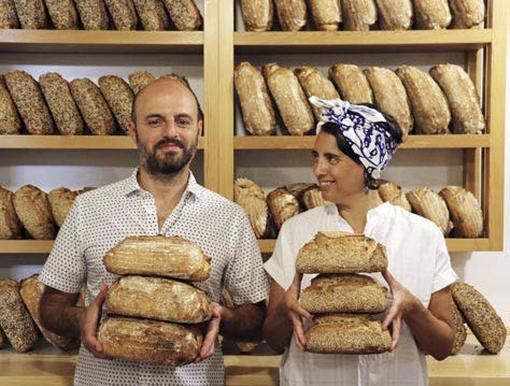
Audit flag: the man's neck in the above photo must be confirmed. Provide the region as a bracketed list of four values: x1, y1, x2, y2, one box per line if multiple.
[137, 166, 189, 203]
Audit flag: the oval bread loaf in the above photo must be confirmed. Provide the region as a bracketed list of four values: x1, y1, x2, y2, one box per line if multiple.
[0, 74, 22, 135]
[104, 0, 138, 30]
[98, 75, 134, 134]
[132, 0, 170, 31]
[406, 187, 452, 236]
[13, 185, 56, 240]
[48, 187, 78, 228]
[0, 186, 22, 239]
[273, 0, 307, 31]
[329, 64, 373, 105]
[240, 0, 273, 31]
[128, 71, 155, 94]
[308, 0, 342, 31]
[45, 0, 79, 29]
[341, 0, 377, 31]
[0, 0, 20, 28]
[266, 187, 301, 230]
[413, 0, 452, 30]
[74, 0, 110, 30]
[161, 0, 202, 31]
[439, 186, 483, 238]
[13, 0, 48, 29]
[374, 0, 413, 30]
[234, 177, 269, 239]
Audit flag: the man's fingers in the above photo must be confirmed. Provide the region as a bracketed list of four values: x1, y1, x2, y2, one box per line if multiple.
[196, 308, 221, 363]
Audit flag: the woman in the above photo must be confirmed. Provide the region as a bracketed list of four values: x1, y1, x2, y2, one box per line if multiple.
[263, 97, 457, 386]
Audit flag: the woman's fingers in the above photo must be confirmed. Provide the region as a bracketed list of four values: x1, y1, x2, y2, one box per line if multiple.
[390, 316, 401, 351]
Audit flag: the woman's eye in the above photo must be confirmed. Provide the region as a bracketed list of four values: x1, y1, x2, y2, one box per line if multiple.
[328, 156, 339, 165]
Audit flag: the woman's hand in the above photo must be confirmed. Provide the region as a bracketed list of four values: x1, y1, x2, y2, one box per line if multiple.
[80, 285, 110, 359]
[284, 272, 312, 350]
[382, 270, 420, 351]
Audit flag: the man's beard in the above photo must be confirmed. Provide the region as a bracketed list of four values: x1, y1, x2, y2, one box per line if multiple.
[138, 136, 197, 177]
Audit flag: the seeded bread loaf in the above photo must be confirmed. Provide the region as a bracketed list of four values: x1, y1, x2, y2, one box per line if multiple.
[74, 0, 110, 30]
[0, 0, 20, 29]
[128, 71, 155, 94]
[13, 185, 56, 240]
[439, 186, 483, 238]
[13, 0, 48, 29]
[0, 186, 22, 239]
[98, 75, 134, 134]
[0, 74, 22, 134]
[104, 0, 138, 30]
[161, 0, 202, 31]
[132, 0, 170, 31]
[44, 0, 79, 29]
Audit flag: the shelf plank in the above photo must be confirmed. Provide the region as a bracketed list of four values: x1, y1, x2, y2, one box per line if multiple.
[234, 30, 493, 54]
[0, 240, 54, 254]
[258, 238, 491, 253]
[234, 135, 491, 150]
[0, 30, 203, 54]
[0, 135, 205, 150]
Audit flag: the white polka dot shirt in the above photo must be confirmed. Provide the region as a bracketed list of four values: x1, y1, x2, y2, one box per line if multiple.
[40, 169, 269, 386]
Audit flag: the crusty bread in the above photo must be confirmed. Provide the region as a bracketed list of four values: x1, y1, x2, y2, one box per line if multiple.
[132, 0, 170, 31]
[0, 74, 22, 135]
[451, 297, 467, 355]
[74, 0, 110, 30]
[296, 232, 388, 274]
[128, 71, 155, 94]
[302, 187, 325, 210]
[406, 187, 452, 236]
[0, 186, 22, 240]
[266, 187, 301, 230]
[19, 274, 79, 351]
[48, 187, 78, 228]
[0, 0, 19, 29]
[240, 0, 273, 31]
[103, 235, 211, 281]
[106, 276, 212, 323]
[0, 326, 7, 348]
[98, 316, 203, 365]
[301, 274, 387, 314]
[234, 177, 269, 239]
[305, 313, 391, 354]
[377, 181, 412, 212]
[98, 75, 134, 134]
[439, 186, 483, 238]
[452, 282, 506, 354]
[13, 185, 56, 240]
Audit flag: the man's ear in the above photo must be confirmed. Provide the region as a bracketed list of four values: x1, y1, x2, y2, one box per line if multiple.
[197, 119, 203, 137]
[127, 121, 137, 144]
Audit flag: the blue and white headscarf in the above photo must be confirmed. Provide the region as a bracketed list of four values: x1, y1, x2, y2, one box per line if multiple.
[309, 96, 398, 179]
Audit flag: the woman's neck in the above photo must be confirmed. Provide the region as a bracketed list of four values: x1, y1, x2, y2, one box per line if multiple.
[336, 190, 383, 234]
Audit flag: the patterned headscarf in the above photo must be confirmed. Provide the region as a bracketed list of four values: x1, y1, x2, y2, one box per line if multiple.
[309, 96, 398, 179]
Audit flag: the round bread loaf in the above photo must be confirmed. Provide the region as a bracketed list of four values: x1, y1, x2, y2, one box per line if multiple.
[13, 185, 56, 240]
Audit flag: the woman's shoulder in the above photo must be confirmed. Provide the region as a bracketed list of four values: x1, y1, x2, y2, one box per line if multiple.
[389, 204, 444, 239]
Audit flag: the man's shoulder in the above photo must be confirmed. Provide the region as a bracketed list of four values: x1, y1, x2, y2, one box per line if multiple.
[75, 178, 130, 206]
[195, 185, 246, 214]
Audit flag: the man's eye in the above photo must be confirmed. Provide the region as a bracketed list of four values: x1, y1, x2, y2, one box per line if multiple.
[177, 119, 191, 126]
[148, 119, 162, 126]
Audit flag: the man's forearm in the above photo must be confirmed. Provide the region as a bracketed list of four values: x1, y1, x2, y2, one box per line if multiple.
[40, 288, 83, 338]
[220, 302, 266, 341]
[262, 300, 293, 353]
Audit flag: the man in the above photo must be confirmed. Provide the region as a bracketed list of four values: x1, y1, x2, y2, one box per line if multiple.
[39, 78, 269, 385]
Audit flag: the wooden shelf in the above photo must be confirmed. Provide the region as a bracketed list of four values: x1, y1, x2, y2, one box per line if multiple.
[0, 30, 204, 54]
[0, 135, 205, 150]
[234, 135, 491, 150]
[234, 30, 493, 54]
[0, 240, 54, 254]
[258, 238, 491, 253]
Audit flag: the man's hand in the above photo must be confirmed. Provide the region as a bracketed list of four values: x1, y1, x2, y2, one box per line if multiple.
[195, 302, 222, 363]
[80, 285, 110, 359]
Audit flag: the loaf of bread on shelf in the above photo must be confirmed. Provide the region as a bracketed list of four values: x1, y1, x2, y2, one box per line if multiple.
[262, 63, 315, 136]
[285, 182, 315, 204]
[4, 70, 55, 135]
[377, 180, 412, 212]
[74, 0, 110, 30]
[161, 0, 202, 31]
[0, 186, 22, 239]
[104, 235, 211, 281]
[266, 187, 301, 230]
[48, 187, 78, 228]
[19, 274, 79, 351]
[396, 65, 451, 135]
[296, 232, 388, 273]
[0, 326, 7, 348]
[406, 187, 452, 236]
[44, 0, 79, 30]
[0, 74, 22, 135]
[429, 64, 485, 134]
[0, 0, 20, 28]
[341, 0, 377, 31]
[412, 0, 452, 30]
[329, 64, 373, 105]
[273, 0, 307, 31]
[302, 186, 325, 210]
[128, 71, 156, 94]
[98, 75, 134, 134]
[364, 66, 413, 139]
[448, 0, 485, 29]
[70, 78, 117, 135]
[12, 0, 48, 29]
[240, 0, 273, 31]
[98, 316, 203, 365]
[234, 177, 269, 239]
[104, 0, 138, 30]
[308, 0, 342, 31]
[300, 274, 388, 313]
[295, 65, 340, 121]
[305, 313, 392, 354]
[132, 0, 170, 31]
[374, 0, 413, 30]
[452, 282, 506, 354]
[39, 72, 85, 135]
[13, 185, 56, 240]
[0, 279, 39, 353]
[106, 276, 212, 323]
[451, 297, 467, 355]
[234, 62, 276, 136]
[439, 186, 483, 238]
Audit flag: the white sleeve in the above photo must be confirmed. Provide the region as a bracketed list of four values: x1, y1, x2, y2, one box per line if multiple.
[432, 228, 458, 293]
[263, 221, 297, 291]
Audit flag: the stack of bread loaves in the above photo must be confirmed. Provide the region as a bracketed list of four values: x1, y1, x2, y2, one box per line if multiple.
[99, 235, 213, 365]
[296, 231, 392, 354]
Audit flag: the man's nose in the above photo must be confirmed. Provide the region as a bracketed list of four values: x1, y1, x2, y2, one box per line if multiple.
[163, 119, 178, 137]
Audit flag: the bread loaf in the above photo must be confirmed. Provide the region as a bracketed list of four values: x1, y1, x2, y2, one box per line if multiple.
[106, 276, 212, 323]
[104, 235, 211, 281]
[13, 0, 48, 29]
[439, 186, 483, 238]
[452, 282, 506, 354]
[0, 186, 23, 239]
[240, 0, 273, 31]
[429, 64, 485, 134]
[305, 313, 392, 354]
[266, 187, 301, 230]
[396, 65, 451, 135]
[449, 0, 485, 29]
[329, 64, 373, 105]
[234, 177, 269, 239]
[104, 0, 138, 30]
[98, 75, 134, 134]
[4, 70, 55, 134]
[128, 71, 155, 94]
[295, 65, 339, 121]
[377, 181, 412, 212]
[48, 187, 77, 228]
[70, 78, 116, 135]
[302, 186, 325, 210]
[341, 0, 377, 31]
[374, 0, 413, 30]
[0, 326, 7, 348]
[98, 316, 203, 365]
[308, 0, 342, 31]
[0, 0, 19, 28]
[13, 185, 56, 240]
[44, 0, 79, 29]
[296, 232, 388, 273]
[273, 0, 307, 31]
[0, 279, 39, 352]
[19, 274, 79, 350]
[234, 62, 276, 136]
[74, 0, 110, 30]
[0, 74, 21, 134]
[39, 72, 85, 135]
[451, 297, 467, 355]
[412, 0, 452, 29]
[132, 0, 170, 31]
[301, 274, 388, 313]
[406, 187, 452, 236]
[161, 0, 202, 31]
[263, 63, 315, 136]
[286, 182, 316, 204]
[364, 66, 413, 139]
